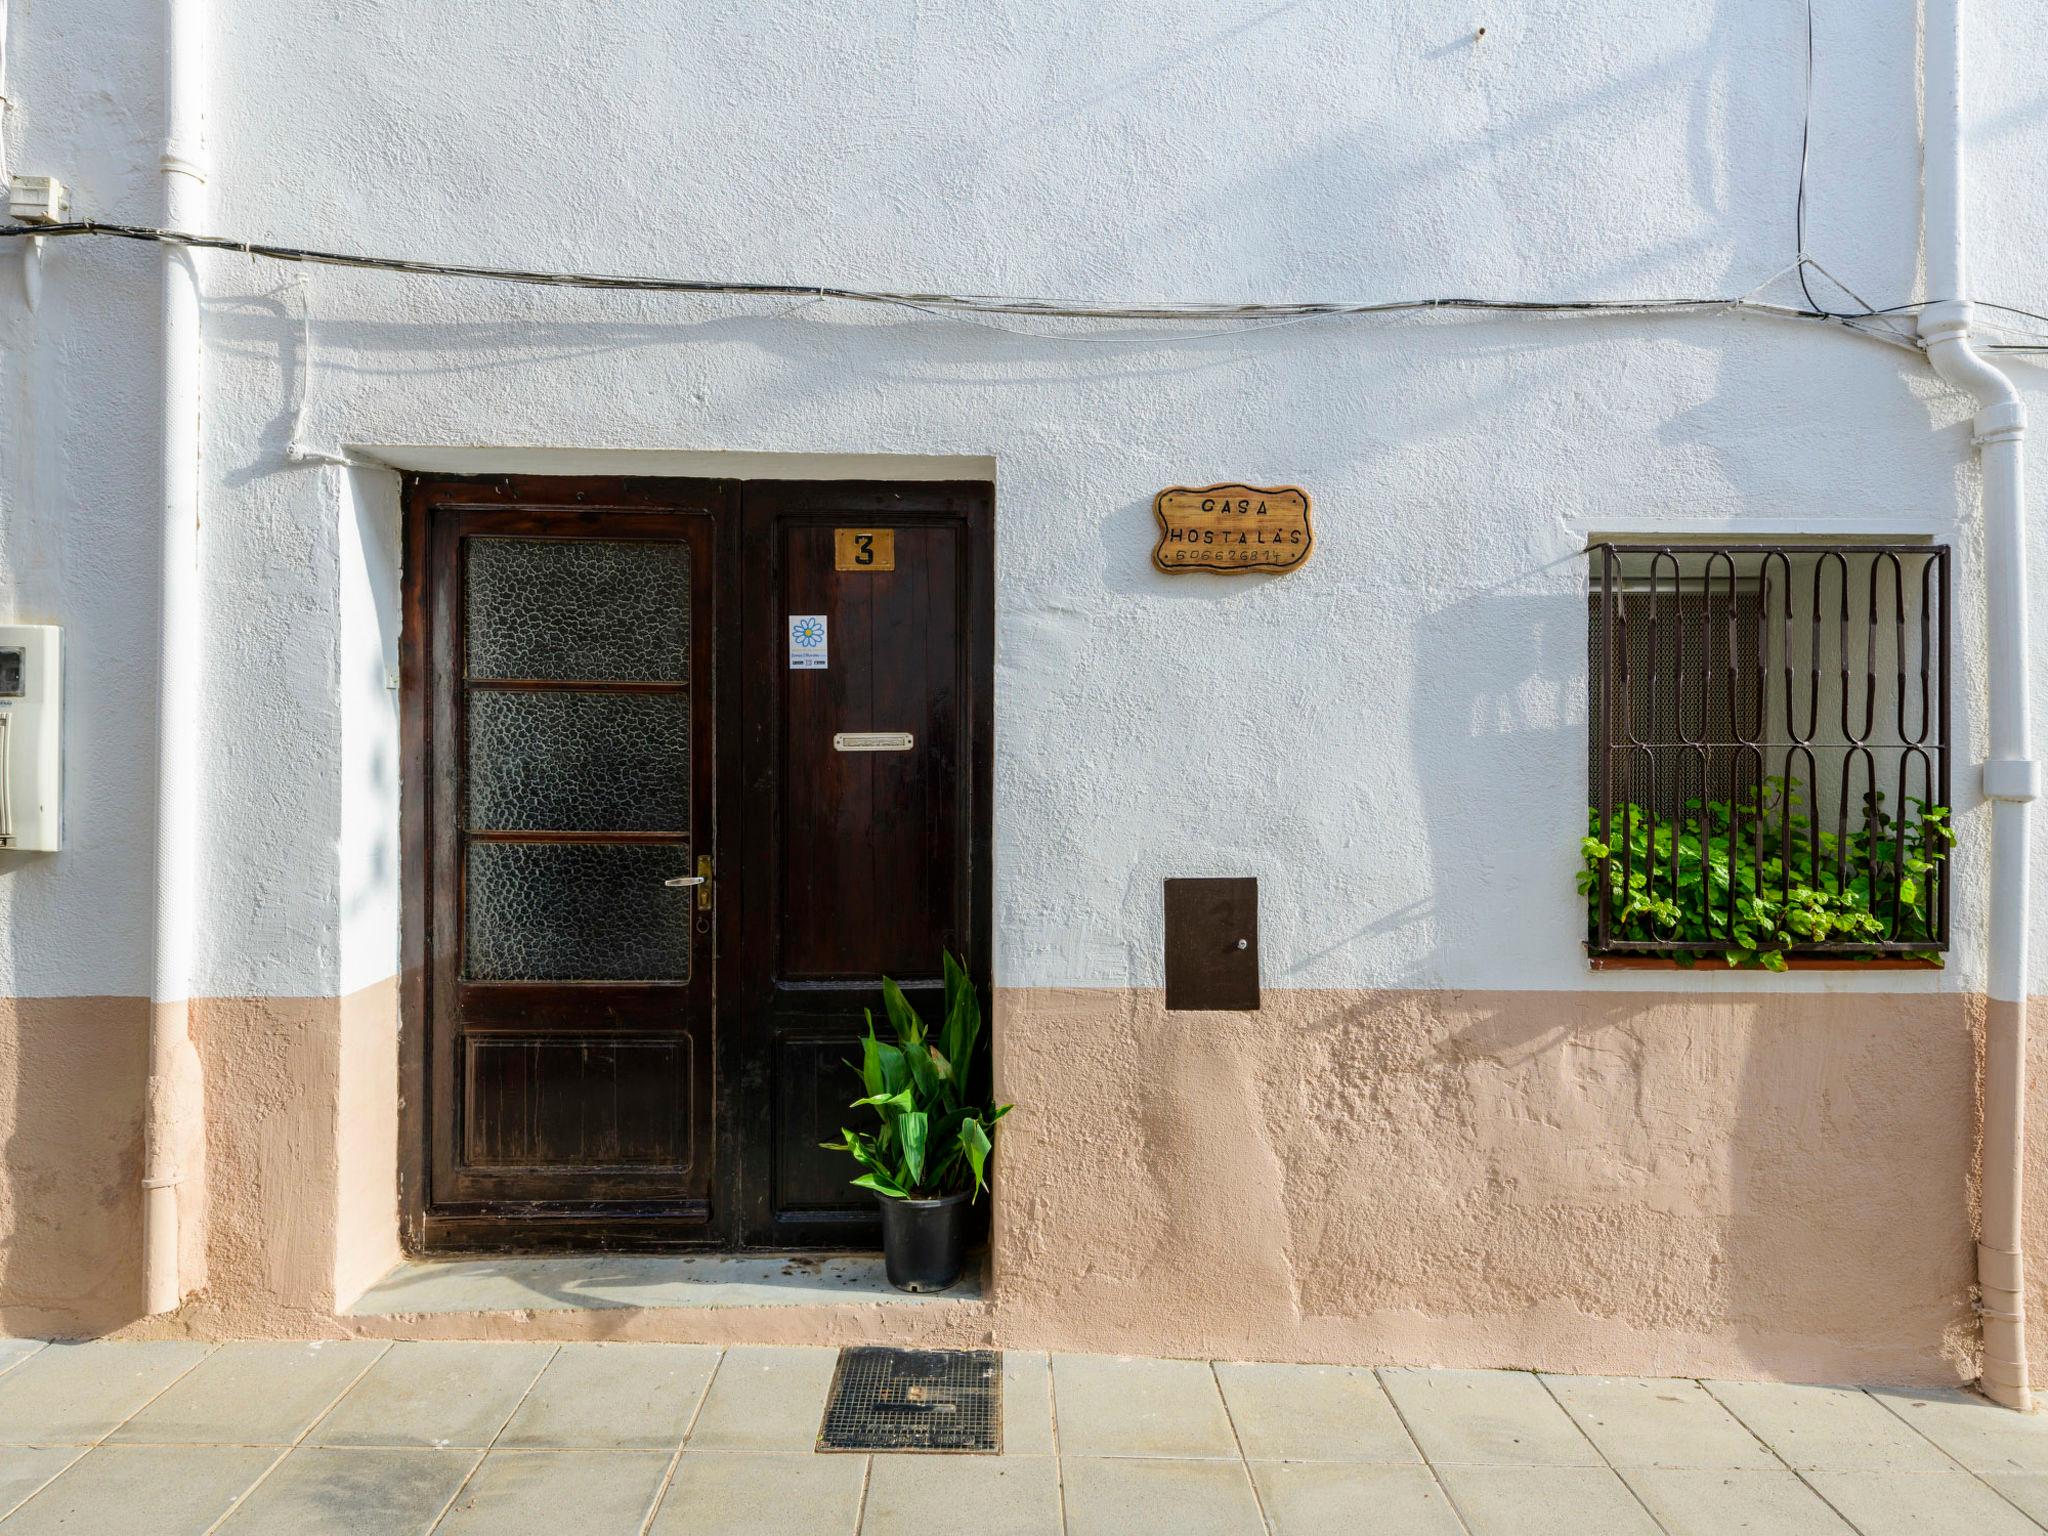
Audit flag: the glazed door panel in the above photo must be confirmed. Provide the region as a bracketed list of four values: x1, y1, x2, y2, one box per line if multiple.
[411, 479, 730, 1249]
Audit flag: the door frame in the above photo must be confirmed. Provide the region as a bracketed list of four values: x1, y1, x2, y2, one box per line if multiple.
[397, 472, 995, 1255]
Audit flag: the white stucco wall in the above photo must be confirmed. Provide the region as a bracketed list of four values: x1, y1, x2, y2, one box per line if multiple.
[1, 0, 2045, 999]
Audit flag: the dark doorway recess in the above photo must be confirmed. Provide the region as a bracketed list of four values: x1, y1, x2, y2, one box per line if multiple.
[398, 475, 994, 1253]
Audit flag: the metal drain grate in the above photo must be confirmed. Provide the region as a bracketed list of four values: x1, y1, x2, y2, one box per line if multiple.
[816, 1346, 1002, 1453]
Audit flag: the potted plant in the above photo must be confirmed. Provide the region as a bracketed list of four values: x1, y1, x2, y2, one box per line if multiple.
[820, 952, 1010, 1292]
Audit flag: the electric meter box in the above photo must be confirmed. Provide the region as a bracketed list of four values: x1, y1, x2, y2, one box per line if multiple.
[0, 625, 61, 851]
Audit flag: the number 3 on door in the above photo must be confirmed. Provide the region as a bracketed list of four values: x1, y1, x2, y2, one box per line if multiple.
[834, 528, 895, 572]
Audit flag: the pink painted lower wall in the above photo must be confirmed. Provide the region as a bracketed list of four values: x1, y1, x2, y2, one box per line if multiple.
[0, 981, 2026, 1388]
[2020, 998, 2048, 1387]
[992, 988, 1981, 1385]
[334, 981, 401, 1308]
[0, 981, 400, 1338]
[0, 997, 148, 1336]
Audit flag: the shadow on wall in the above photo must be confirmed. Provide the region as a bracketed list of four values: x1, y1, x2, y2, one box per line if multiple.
[1388, 581, 1977, 1378]
[943, 0, 1897, 305]
[993, 984, 1973, 1380]
[1404, 584, 1587, 984]
[0, 998, 148, 1337]
[1423, 993, 1975, 1380]
[340, 465, 403, 960]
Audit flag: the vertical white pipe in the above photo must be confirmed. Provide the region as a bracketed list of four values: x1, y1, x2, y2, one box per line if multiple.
[1920, 0, 2034, 1411]
[143, 0, 208, 1317]
[0, 1, 10, 185]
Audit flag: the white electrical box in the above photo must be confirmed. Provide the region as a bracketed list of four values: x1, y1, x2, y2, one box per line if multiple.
[6, 176, 69, 225]
[0, 626, 62, 851]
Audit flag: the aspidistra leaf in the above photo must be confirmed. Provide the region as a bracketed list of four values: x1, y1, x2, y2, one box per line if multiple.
[881, 977, 924, 1048]
[960, 1115, 992, 1199]
[899, 1111, 929, 1190]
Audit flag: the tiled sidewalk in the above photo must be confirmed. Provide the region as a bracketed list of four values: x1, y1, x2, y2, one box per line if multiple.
[1, 1339, 2046, 1534]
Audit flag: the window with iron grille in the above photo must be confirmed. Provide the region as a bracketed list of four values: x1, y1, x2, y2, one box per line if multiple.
[1585, 543, 1951, 965]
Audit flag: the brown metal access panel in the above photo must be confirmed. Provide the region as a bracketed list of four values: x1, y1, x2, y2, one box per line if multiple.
[1163, 877, 1260, 1010]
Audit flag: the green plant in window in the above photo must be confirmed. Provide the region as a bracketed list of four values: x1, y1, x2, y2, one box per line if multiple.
[819, 951, 1012, 1200]
[1580, 776, 1950, 970]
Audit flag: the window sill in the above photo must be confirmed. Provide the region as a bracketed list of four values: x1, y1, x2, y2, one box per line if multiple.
[1587, 955, 1943, 971]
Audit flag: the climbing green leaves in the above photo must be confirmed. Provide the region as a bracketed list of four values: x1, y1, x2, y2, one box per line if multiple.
[1582, 777, 1949, 968]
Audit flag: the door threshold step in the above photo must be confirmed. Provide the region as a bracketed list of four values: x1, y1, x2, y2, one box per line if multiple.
[346, 1253, 984, 1317]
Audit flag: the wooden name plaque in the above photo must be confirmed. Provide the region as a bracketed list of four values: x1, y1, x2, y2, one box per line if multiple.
[1153, 484, 1313, 573]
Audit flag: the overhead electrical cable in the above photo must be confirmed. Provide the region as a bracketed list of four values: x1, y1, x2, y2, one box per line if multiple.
[1795, 0, 1831, 318]
[3, 10, 2045, 352]
[0, 220, 1962, 353]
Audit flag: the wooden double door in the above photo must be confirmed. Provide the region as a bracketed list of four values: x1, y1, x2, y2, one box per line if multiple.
[399, 475, 992, 1252]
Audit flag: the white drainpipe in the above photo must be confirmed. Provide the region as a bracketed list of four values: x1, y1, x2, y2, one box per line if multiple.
[1920, 0, 2034, 1411]
[143, 0, 208, 1317]
[0, 2, 9, 184]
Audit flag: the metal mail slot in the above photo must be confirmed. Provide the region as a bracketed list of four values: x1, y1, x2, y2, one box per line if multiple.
[833, 732, 914, 752]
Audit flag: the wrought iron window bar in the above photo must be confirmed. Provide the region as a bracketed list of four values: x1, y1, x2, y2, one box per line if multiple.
[1587, 542, 1951, 960]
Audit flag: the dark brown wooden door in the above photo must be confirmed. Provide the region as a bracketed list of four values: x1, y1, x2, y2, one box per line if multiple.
[735, 481, 993, 1248]
[407, 478, 732, 1250]
[402, 475, 990, 1253]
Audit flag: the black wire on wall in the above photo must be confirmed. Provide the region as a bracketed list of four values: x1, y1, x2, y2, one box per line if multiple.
[3, 219, 2019, 355]
[7, 4, 2048, 359]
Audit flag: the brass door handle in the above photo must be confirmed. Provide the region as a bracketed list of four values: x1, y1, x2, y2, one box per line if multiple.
[663, 876, 704, 887]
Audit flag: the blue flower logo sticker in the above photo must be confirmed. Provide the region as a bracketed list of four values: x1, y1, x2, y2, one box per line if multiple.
[789, 614, 828, 669]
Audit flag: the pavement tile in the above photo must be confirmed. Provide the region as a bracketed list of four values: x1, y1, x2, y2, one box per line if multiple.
[1437, 1464, 1663, 1536]
[110, 1340, 386, 1445]
[1803, 1468, 2044, 1535]
[434, 1448, 671, 1535]
[19, 1346, 2048, 1536]
[0, 1341, 45, 1379]
[1379, 1368, 1601, 1467]
[1540, 1374, 1779, 1469]
[1050, 1354, 1238, 1459]
[861, 1453, 1059, 1535]
[649, 1449, 865, 1535]
[1060, 1455, 1266, 1536]
[1703, 1381, 1957, 1471]
[0, 1448, 83, 1520]
[1002, 1350, 1053, 1456]
[1217, 1361, 1419, 1463]
[1981, 1472, 2048, 1525]
[1250, 1461, 1463, 1534]
[1869, 1384, 2048, 1473]
[213, 1446, 479, 1535]
[0, 1340, 212, 1445]
[683, 1346, 837, 1452]
[309, 1341, 555, 1448]
[496, 1343, 718, 1449]
[0, 1445, 277, 1535]
[1620, 1467, 1858, 1534]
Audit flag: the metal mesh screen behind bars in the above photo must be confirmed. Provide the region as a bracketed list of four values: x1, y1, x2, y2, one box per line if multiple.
[1586, 544, 1951, 959]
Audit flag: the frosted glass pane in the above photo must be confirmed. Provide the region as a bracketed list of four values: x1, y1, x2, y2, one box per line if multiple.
[465, 842, 692, 981]
[466, 537, 689, 681]
[468, 690, 689, 832]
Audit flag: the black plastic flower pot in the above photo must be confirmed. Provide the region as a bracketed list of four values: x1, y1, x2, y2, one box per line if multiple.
[876, 1188, 972, 1293]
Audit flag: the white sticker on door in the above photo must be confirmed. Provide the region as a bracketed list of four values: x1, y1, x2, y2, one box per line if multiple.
[788, 614, 828, 669]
